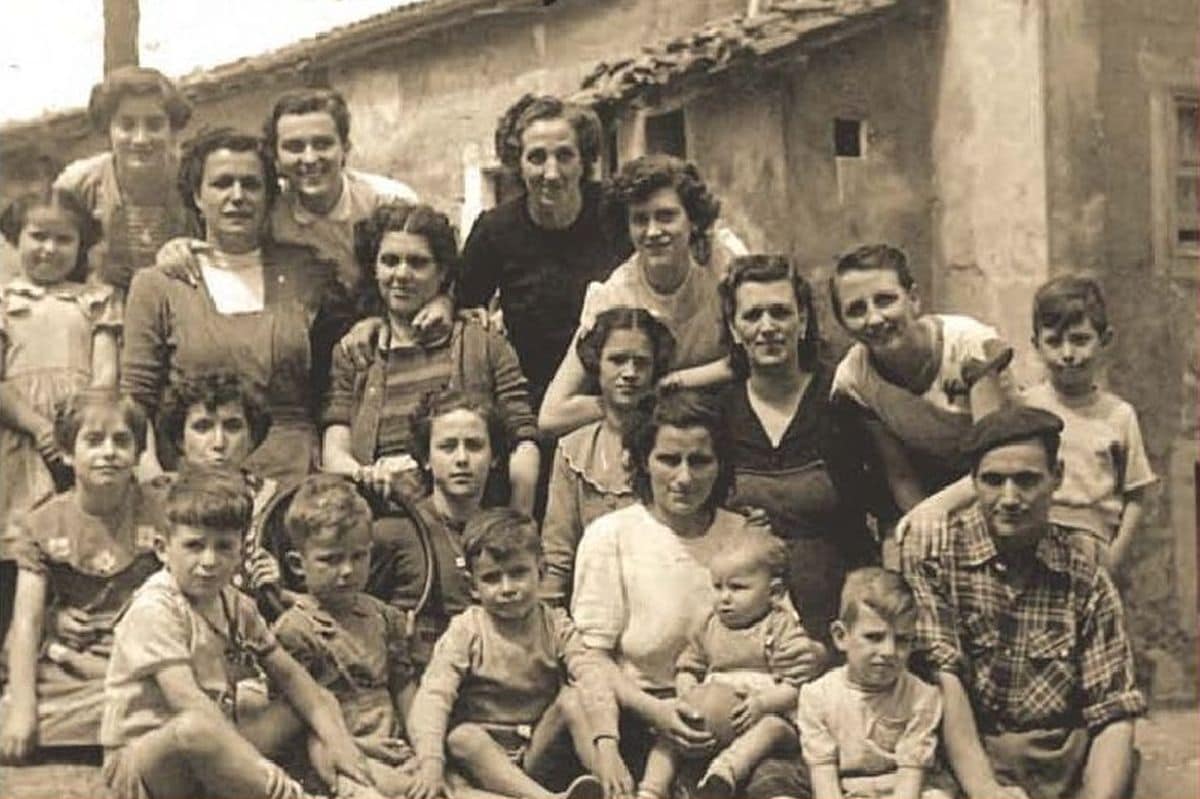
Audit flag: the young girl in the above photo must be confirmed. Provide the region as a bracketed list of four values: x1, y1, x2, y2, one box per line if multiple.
[0, 390, 162, 761]
[0, 189, 120, 525]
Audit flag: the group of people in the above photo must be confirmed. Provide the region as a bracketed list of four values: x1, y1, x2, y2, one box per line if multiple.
[0, 65, 1156, 799]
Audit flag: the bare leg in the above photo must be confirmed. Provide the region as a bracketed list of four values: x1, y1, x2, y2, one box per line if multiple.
[699, 716, 797, 799]
[526, 686, 597, 775]
[447, 722, 556, 799]
[238, 695, 305, 757]
[638, 739, 679, 799]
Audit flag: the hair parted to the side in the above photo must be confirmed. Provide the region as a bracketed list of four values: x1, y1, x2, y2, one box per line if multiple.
[263, 88, 352, 154]
[352, 200, 459, 314]
[87, 66, 192, 133]
[829, 243, 915, 326]
[409, 387, 508, 469]
[838, 567, 917, 629]
[602, 154, 721, 265]
[1032, 274, 1109, 336]
[177, 127, 278, 237]
[461, 507, 541, 573]
[0, 188, 102, 282]
[576, 306, 676, 382]
[721, 254, 822, 376]
[494, 93, 602, 182]
[53, 389, 147, 455]
[165, 465, 254, 534]
[284, 474, 373, 552]
[624, 388, 734, 512]
[158, 370, 272, 451]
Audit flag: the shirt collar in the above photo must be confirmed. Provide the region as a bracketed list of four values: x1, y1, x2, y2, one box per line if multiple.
[4, 276, 82, 301]
[287, 173, 352, 225]
[956, 504, 1071, 573]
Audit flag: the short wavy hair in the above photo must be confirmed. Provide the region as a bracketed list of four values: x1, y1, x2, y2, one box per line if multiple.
[165, 466, 254, 535]
[285, 473, 373, 551]
[495, 93, 603, 183]
[721, 254, 821, 377]
[53, 389, 148, 455]
[263, 88, 352, 155]
[177, 127, 278, 237]
[602, 154, 721, 263]
[461, 507, 541, 573]
[0, 187, 101, 281]
[158, 371, 272, 454]
[409, 388, 509, 470]
[576, 306, 676, 383]
[623, 389, 734, 513]
[87, 66, 192, 133]
[1032, 274, 1109, 336]
[351, 200, 459, 315]
[829, 243, 915, 326]
[838, 566, 916, 629]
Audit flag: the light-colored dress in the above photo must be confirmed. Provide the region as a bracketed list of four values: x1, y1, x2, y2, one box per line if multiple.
[0, 278, 120, 524]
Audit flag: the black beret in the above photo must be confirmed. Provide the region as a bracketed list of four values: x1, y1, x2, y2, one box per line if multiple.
[962, 405, 1064, 462]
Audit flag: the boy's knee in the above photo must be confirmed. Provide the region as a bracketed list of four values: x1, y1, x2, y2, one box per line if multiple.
[555, 686, 583, 720]
[169, 711, 226, 759]
[446, 723, 492, 760]
[754, 714, 795, 739]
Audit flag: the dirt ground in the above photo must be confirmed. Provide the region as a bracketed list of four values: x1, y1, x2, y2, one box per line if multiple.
[1, 707, 1197, 798]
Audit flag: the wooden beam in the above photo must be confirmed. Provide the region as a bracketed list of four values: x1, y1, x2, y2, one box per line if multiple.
[103, 0, 139, 73]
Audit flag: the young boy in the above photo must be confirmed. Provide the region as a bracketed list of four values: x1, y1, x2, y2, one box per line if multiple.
[100, 467, 371, 799]
[640, 532, 825, 799]
[1024, 275, 1156, 572]
[406, 508, 622, 799]
[797, 567, 949, 799]
[273, 474, 417, 796]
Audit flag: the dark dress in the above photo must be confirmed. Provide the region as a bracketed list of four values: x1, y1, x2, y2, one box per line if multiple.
[455, 182, 630, 405]
[722, 366, 878, 644]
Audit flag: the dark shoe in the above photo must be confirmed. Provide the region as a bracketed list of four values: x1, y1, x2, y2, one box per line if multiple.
[695, 770, 734, 799]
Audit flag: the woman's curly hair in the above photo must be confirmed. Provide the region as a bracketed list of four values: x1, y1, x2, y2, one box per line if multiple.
[576, 306, 676, 383]
[177, 127, 278, 239]
[719, 254, 822, 377]
[601, 154, 721, 264]
[158, 370, 272, 454]
[351, 200, 459, 316]
[494, 94, 603, 183]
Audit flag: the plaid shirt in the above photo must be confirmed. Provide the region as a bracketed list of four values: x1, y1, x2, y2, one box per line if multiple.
[902, 504, 1145, 734]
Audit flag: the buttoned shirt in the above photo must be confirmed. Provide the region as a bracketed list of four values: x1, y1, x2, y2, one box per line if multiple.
[902, 504, 1145, 734]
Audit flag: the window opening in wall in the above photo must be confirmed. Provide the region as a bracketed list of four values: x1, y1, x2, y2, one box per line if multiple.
[645, 109, 687, 158]
[834, 117, 863, 158]
[605, 123, 619, 178]
[1174, 98, 1199, 254]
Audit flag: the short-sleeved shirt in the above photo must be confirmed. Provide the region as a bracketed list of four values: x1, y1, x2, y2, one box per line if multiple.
[676, 604, 816, 689]
[0, 278, 122, 378]
[797, 665, 941, 789]
[902, 504, 1146, 733]
[101, 569, 278, 748]
[407, 602, 618, 762]
[1021, 384, 1157, 542]
[577, 254, 728, 372]
[273, 593, 411, 740]
[832, 314, 1013, 491]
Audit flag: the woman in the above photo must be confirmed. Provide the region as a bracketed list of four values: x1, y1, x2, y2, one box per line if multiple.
[121, 127, 334, 485]
[571, 390, 818, 798]
[456, 94, 630, 407]
[828, 244, 1016, 560]
[539, 155, 733, 436]
[540, 306, 674, 606]
[320, 201, 540, 514]
[364, 388, 508, 669]
[720, 255, 877, 642]
[54, 66, 192, 292]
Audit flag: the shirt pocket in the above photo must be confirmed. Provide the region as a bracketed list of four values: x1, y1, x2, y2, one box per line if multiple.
[961, 612, 999, 658]
[868, 714, 909, 754]
[1017, 624, 1077, 723]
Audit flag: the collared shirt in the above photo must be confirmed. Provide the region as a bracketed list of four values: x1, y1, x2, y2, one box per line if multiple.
[902, 504, 1145, 733]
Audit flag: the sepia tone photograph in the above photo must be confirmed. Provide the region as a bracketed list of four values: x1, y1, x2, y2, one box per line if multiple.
[0, 1, 1197, 797]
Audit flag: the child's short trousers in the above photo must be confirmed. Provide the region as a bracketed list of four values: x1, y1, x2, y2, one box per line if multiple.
[103, 732, 194, 799]
[475, 720, 535, 764]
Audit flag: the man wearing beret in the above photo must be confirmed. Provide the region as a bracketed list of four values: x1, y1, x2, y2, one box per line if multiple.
[902, 406, 1144, 799]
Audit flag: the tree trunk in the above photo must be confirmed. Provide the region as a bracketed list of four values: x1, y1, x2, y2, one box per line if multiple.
[103, 0, 140, 73]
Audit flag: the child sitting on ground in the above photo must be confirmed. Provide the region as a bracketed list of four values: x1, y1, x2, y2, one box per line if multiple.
[639, 532, 825, 799]
[273, 474, 417, 796]
[406, 508, 624, 799]
[797, 567, 949, 799]
[101, 467, 371, 799]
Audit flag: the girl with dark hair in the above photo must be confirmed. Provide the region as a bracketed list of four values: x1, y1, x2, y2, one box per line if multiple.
[54, 66, 192, 291]
[121, 128, 336, 485]
[720, 255, 876, 642]
[0, 188, 119, 525]
[320, 201, 540, 514]
[539, 155, 738, 436]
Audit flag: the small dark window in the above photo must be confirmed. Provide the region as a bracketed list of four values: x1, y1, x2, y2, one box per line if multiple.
[605, 124, 619, 177]
[834, 118, 863, 158]
[645, 109, 687, 158]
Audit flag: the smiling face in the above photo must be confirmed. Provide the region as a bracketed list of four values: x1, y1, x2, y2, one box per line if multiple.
[833, 268, 921, 354]
[730, 278, 807, 371]
[194, 148, 267, 253]
[428, 409, 494, 505]
[158, 524, 243, 604]
[628, 187, 693, 280]
[18, 205, 82, 285]
[292, 523, 372, 611]
[180, 401, 253, 469]
[647, 424, 719, 525]
[973, 438, 1061, 551]
[109, 94, 173, 174]
[833, 603, 915, 691]
[70, 406, 139, 492]
[274, 111, 346, 209]
[375, 230, 443, 322]
[1034, 318, 1110, 396]
[597, 327, 656, 412]
[709, 551, 776, 629]
[519, 117, 583, 215]
[471, 548, 540, 622]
